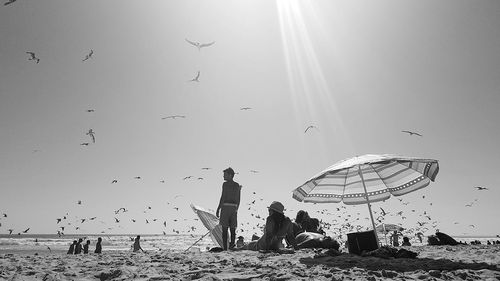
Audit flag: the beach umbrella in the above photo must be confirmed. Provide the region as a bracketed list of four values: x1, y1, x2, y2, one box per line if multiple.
[292, 154, 439, 245]
[189, 204, 225, 249]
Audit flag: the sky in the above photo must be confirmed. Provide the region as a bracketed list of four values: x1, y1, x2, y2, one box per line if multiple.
[0, 0, 499, 238]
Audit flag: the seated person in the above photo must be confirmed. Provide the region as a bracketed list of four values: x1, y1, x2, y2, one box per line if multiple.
[295, 232, 340, 250]
[236, 236, 245, 248]
[242, 201, 297, 251]
[401, 236, 411, 246]
[292, 210, 309, 237]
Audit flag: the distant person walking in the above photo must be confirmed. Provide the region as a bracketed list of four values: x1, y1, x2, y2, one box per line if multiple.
[390, 231, 400, 247]
[216, 167, 241, 250]
[74, 238, 83, 254]
[83, 240, 90, 254]
[132, 235, 145, 252]
[94, 237, 102, 254]
[67, 240, 77, 254]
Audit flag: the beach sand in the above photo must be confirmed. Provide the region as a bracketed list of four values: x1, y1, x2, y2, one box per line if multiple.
[1, 244, 499, 280]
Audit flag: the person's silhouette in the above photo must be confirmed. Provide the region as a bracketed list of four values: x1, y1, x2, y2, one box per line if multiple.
[67, 240, 77, 254]
[94, 237, 102, 254]
[133, 235, 145, 252]
[74, 238, 83, 254]
[216, 167, 241, 250]
[83, 240, 90, 254]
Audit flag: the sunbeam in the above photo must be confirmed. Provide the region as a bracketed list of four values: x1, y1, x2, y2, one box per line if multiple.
[276, 0, 354, 159]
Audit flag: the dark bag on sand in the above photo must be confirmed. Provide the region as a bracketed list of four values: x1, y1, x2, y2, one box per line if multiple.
[427, 235, 441, 245]
[347, 230, 378, 255]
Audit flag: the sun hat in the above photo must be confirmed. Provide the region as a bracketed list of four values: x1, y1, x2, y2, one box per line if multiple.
[267, 201, 284, 214]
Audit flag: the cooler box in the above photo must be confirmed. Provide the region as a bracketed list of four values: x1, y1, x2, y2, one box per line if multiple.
[347, 230, 378, 255]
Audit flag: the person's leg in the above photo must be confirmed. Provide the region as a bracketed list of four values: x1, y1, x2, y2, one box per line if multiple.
[222, 226, 229, 250]
[229, 227, 236, 249]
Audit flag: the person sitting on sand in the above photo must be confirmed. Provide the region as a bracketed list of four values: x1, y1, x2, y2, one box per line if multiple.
[236, 236, 245, 248]
[94, 237, 102, 254]
[133, 235, 145, 252]
[295, 232, 340, 250]
[83, 240, 90, 254]
[74, 238, 83, 254]
[67, 240, 77, 254]
[292, 210, 309, 236]
[401, 236, 411, 246]
[241, 201, 297, 251]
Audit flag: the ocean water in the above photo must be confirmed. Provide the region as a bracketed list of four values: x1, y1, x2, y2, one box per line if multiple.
[1, 234, 498, 255]
[0, 234, 215, 254]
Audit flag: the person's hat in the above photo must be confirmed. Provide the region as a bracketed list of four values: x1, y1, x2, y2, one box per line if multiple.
[267, 201, 284, 214]
[223, 167, 235, 176]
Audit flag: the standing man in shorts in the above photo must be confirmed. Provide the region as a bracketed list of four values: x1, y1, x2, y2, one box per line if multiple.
[216, 167, 241, 250]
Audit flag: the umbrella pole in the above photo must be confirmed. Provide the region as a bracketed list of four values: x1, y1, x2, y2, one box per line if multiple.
[185, 230, 211, 252]
[358, 166, 380, 246]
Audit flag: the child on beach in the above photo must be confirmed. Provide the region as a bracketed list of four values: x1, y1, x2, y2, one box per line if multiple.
[133, 235, 145, 252]
[402, 236, 411, 246]
[83, 240, 90, 254]
[67, 240, 77, 254]
[216, 167, 241, 250]
[236, 236, 245, 248]
[94, 237, 102, 254]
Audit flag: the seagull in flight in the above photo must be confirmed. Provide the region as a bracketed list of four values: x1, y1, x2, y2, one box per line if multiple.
[189, 71, 200, 82]
[201, 167, 211, 170]
[240, 107, 252, 111]
[86, 129, 95, 143]
[4, 0, 17, 6]
[26, 52, 40, 63]
[474, 186, 488, 190]
[304, 125, 318, 133]
[23, 228, 30, 233]
[82, 49, 94, 62]
[111, 179, 118, 184]
[80, 143, 89, 146]
[86, 109, 95, 113]
[162, 115, 186, 120]
[401, 130, 422, 137]
[185, 39, 215, 51]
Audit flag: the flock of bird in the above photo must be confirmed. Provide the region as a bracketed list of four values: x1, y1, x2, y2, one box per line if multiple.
[1, 0, 492, 240]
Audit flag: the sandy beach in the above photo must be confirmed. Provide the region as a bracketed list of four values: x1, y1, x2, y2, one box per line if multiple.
[1, 244, 499, 280]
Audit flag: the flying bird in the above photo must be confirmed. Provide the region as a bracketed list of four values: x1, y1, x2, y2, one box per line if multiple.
[86, 129, 95, 143]
[474, 186, 488, 190]
[401, 130, 422, 137]
[134, 176, 141, 180]
[26, 52, 40, 63]
[4, 0, 17, 6]
[183, 176, 193, 180]
[162, 115, 186, 120]
[114, 218, 120, 223]
[185, 38, 215, 51]
[82, 49, 94, 62]
[80, 143, 89, 146]
[8, 229, 13, 235]
[23, 228, 30, 233]
[56, 218, 62, 224]
[250, 170, 259, 173]
[188, 71, 200, 82]
[304, 125, 318, 133]
[86, 109, 95, 112]
[201, 167, 211, 170]
[111, 180, 118, 184]
[240, 107, 252, 110]
[77, 200, 82, 205]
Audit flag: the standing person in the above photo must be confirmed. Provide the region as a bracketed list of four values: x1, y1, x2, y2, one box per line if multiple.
[390, 231, 400, 247]
[83, 240, 90, 254]
[94, 237, 102, 254]
[132, 235, 145, 252]
[67, 240, 77, 254]
[74, 238, 83, 254]
[216, 167, 241, 250]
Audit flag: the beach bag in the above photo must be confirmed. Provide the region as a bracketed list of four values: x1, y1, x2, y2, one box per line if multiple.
[347, 230, 379, 255]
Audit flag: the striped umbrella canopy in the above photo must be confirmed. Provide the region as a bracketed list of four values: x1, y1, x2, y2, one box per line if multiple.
[292, 154, 439, 244]
[190, 204, 225, 248]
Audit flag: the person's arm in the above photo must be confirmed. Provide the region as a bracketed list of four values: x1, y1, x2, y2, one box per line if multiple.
[236, 184, 241, 209]
[216, 184, 226, 217]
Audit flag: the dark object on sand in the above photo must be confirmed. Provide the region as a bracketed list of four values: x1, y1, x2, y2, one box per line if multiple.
[209, 247, 224, 252]
[428, 232, 460, 246]
[347, 230, 378, 255]
[362, 246, 418, 259]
